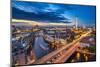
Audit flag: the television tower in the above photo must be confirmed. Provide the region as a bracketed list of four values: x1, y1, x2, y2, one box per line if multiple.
[75, 17, 78, 29]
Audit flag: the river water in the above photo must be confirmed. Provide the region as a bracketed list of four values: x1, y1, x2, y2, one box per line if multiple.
[33, 36, 52, 59]
[66, 52, 96, 63]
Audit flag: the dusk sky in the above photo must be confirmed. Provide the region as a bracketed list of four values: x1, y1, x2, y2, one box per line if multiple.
[12, 1, 96, 26]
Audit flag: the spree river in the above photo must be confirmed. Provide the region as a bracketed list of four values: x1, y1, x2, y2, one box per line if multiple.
[33, 36, 52, 59]
[66, 52, 96, 63]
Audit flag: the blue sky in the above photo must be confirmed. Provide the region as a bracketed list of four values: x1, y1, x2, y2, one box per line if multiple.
[12, 1, 96, 26]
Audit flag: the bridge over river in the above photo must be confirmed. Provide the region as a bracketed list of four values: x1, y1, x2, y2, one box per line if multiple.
[29, 30, 92, 64]
[12, 29, 93, 65]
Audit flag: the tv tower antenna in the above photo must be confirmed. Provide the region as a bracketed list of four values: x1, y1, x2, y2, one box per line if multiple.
[75, 17, 78, 29]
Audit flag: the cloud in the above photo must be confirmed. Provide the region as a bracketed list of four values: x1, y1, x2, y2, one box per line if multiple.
[12, 1, 75, 23]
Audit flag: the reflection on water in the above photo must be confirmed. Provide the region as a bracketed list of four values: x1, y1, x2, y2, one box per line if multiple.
[66, 52, 96, 63]
[33, 36, 52, 59]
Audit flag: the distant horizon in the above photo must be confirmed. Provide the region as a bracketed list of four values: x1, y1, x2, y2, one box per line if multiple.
[12, 19, 95, 27]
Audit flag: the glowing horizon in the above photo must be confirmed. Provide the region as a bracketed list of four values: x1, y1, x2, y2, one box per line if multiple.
[12, 19, 75, 26]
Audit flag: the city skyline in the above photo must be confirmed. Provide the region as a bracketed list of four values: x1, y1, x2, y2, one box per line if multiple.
[11, 1, 96, 66]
